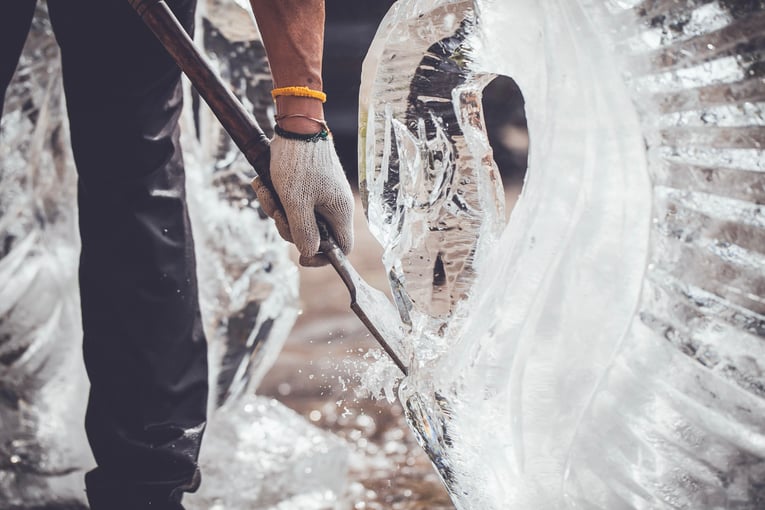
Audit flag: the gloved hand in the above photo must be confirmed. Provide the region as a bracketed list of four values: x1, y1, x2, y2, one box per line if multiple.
[251, 128, 354, 267]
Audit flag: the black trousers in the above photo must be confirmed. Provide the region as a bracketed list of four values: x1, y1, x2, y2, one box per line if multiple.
[0, 1, 209, 508]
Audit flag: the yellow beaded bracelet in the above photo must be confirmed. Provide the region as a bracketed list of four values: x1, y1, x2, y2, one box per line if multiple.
[271, 86, 327, 103]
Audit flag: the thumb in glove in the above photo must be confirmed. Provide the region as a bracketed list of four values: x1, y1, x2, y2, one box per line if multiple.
[251, 175, 292, 243]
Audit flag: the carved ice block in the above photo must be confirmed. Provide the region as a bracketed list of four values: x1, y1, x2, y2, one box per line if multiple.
[360, 0, 765, 508]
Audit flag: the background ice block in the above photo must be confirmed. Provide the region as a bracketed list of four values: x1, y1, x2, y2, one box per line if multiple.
[187, 395, 349, 510]
[0, 7, 92, 508]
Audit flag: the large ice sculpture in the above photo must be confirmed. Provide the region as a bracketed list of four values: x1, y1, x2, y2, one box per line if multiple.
[360, 0, 765, 508]
[0, 7, 92, 508]
[0, 2, 346, 508]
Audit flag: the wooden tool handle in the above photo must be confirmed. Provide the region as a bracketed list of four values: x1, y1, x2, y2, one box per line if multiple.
[129, 0, 273, 187]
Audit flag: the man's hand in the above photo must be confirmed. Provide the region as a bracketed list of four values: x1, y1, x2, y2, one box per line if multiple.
[252, 129, 354, 267]
[248, 0, 353, 266]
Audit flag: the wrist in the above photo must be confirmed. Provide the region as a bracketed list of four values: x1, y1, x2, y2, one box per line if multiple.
[275, 96, 325, 134]
[277, 116, 326, 134]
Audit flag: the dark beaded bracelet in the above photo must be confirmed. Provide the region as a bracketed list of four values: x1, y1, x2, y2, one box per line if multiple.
[274, 123, 330, 143]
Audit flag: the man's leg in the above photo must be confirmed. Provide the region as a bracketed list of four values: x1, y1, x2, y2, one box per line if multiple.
[0, 0, 36, 118]
[46, 1, 208, 509]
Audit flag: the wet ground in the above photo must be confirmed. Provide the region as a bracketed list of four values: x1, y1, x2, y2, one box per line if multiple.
[259, 187, 521, 509]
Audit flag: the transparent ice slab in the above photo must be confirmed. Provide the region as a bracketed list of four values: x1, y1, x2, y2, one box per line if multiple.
[360, 0, 765, 508]
[0, 2, 343, 507]
[186, 0, 300, 411]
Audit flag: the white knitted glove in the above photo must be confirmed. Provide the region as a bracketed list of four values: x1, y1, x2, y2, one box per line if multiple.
[251, 129, 354, 266]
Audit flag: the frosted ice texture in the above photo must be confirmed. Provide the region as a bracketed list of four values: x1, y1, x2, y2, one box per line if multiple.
[360, 0, 765, 509]
[360, 0, 506, 329]
[0, 2, 346, 508]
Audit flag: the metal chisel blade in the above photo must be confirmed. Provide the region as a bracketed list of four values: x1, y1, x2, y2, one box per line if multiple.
[322, 241, 410, 376]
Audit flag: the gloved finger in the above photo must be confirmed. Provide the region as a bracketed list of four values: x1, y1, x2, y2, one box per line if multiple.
[250, 177, 280, 216]
[251, 177, 293, 243]
[299, 253, 330, 267]
[284, 204, 321, 259]
[271, 210, 293, 244]
[316, 202, 354, 255]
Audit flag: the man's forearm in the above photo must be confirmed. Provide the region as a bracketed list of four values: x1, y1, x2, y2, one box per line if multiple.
[250, 0, 326, 133]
